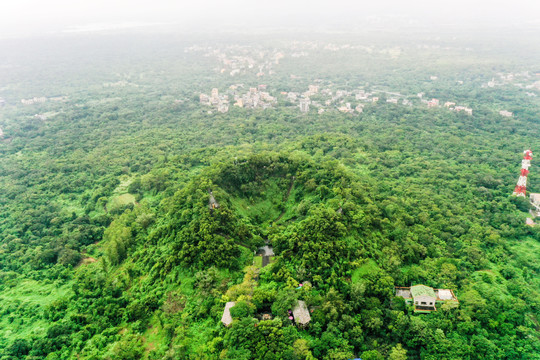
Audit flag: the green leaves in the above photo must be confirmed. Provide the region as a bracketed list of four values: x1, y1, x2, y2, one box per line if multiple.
[275, 205, 350, 283]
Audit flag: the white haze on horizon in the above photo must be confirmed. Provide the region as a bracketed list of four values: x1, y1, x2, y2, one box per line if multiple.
[1, 0, 540, 38]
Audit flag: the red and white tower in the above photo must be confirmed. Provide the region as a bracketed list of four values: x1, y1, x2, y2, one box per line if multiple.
[513, 149, 533, 197]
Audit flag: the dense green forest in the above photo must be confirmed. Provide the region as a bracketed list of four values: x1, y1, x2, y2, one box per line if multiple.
[0, 31, 539, 359]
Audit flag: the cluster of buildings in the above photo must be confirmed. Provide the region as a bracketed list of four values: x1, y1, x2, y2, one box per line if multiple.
[483, 71, 533, 88]
[221, 242, 311, 329]
[21, 97, 46, 105]
[197, 75, 530, 119]
[221, 299, 311, 328]
[395, 284, 459, 313]
[200, 84, 278, 113]
[231, 84, 276, 109]
[283, 86, 377, 114]
[221, 283, 458, 329]
[199, 88, 229, 113]
[103, 80, 137, 88]
[448, 104, 473, 116]
[484, 71, 540, 98]
[185, 45, 284, 77]
[417, 95, 473, 115]
[337, 102, 365, 114]
[197, 80, 508, 119]
[189, 43, 538, 119]
[219, 51, 283, 77]
[285, 41, 398, 57]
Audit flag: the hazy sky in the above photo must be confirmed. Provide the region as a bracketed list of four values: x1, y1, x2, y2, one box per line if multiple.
[2, 0, 540, 37]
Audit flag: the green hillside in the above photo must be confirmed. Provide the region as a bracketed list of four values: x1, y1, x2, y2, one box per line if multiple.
[0, 32, 539, 359]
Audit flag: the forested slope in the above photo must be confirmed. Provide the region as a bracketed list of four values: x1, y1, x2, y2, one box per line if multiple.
[0, 32, 539, 359]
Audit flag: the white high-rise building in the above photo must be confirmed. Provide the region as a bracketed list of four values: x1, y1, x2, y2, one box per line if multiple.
[299, 99, 310, 113]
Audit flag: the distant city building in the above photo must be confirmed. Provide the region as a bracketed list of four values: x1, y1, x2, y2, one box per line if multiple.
[260, 92, 274, 102]
[299, 99, 310, 113]
[499, 110, 513, 117]
[308, 84, 319, 94]
[200, 87, 233, 113]
[218, 103, 229, 113]
[0, 97, 5, 106]
[200, 94, 210, 104]
[338, 103, 353, 113]
[428, 99, 439, 108]
[453, 106, 473, 115]
[335, 90, 348, 98]
[228, 86, 276, 110]
[444, 102, 456, 107]
[21, 97, 46, 105]
[49, 96, 68, 102]
[386, 98, 398, 104]
[356, 92, 368, 100]
[321, 89, 332, 96]
[287, 92, 298, 101]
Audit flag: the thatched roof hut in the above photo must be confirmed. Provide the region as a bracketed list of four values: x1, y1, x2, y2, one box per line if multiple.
[221, 301, 235, 327]
[292, 300, 310, 328]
